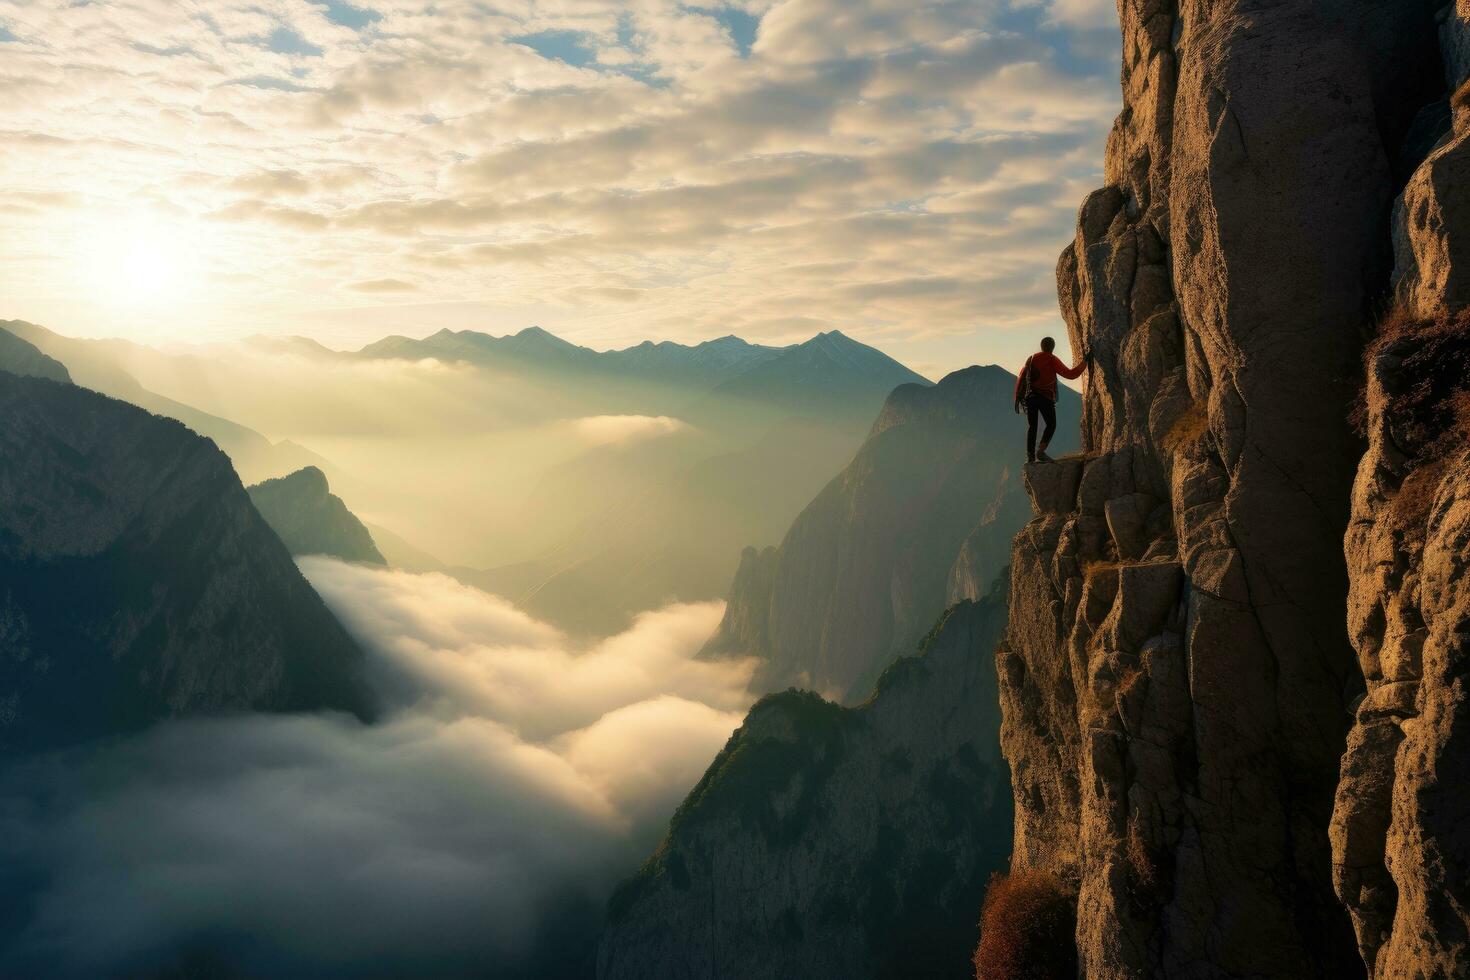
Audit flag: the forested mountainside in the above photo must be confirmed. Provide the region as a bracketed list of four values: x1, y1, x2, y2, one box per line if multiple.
[600, 574, 1012, 980]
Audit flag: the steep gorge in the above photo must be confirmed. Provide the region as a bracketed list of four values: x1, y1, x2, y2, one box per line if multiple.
[705, 366, 1076, 701]
[997, 1, 1462, 977]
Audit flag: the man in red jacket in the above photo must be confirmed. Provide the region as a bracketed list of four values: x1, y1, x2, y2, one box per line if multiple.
[1014, 336, 1088, 463]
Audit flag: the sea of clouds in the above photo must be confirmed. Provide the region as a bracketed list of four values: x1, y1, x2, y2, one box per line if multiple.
[0, 559, 753, 979]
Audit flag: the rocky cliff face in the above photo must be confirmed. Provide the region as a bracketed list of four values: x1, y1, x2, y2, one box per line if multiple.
[247, 466, 386, 565]
[704, 366, 1077, 701]
[1333, 308, 1470, 980]
[599, 576, 1012, 980]
[1330, 11, 1470, 974]
[0, 375, 373, 753]
[996, 1, 1448, 976]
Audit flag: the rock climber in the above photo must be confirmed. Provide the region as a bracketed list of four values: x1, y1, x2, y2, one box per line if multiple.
[1014, 336, 1088, 463]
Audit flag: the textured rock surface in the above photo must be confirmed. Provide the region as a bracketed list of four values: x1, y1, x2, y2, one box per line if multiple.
[1332, 313, 1470, 979]
[247, 466, 386, 565]
[703, 365, 1077, 701]
[600, 578, 1012, 980]
[0, 375, 373, 753]
[0, 327, 70, 383]
[997, 2, 1446, 977]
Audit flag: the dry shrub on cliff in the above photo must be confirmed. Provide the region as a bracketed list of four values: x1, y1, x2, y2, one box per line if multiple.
[1159, 399, 1209, 455]
[1126, 811, 1158, 895]
[1370, 305, 1470, 453]
[1363, 306, 1470, 534]
[972, 871, 1078, 980]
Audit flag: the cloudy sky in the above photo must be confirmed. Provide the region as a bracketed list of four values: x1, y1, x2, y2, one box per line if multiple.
[0, 0, 1119, 377]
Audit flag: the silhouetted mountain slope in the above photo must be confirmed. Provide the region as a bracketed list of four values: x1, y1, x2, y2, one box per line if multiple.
[0, 374, 373, 753]
[247, 466, 385, 565]
[1, 320, 328, 483]
[599, 574, 1013, 980]
[704, 364, 1077, 700]
[0, 327, 69, 383]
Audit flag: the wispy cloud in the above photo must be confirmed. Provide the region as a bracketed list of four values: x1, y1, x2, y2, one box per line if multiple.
[573, 413, 686, 446]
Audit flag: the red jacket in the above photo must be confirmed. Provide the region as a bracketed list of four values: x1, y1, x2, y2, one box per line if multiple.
[1015, 351, 1084, 403]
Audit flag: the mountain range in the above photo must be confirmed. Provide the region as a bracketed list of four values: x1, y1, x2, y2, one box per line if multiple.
[351, 325, 923, 407]
[3, 319, 933, 637]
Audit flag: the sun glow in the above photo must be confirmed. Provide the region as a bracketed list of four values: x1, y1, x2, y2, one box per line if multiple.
[75, 216, 203, 308]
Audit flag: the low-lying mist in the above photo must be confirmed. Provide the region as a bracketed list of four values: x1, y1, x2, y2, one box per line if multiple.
[0, 560, 753, 979]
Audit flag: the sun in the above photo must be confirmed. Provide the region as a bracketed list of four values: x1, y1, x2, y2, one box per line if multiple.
[77, 216, 199, 307]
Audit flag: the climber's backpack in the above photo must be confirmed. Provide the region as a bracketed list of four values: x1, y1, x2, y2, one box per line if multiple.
[1019, 354, 1039, 402]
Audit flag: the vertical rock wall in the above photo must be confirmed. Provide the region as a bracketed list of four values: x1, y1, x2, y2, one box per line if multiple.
[997, 1, 1444, 975]
[1332, 7, 1470, 977]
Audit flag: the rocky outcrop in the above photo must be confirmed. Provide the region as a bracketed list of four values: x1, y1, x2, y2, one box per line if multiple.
[0, 327, 70, 383]
[1331, 32, 1470, 969]
[0, 374, 373, 753]
[247, 466, 386, 565]
[997, 2, 1446, 976]
[704, 365, 1077, 701]
[1332, 309, 1470, 980]
[599, 575, 1013, 980]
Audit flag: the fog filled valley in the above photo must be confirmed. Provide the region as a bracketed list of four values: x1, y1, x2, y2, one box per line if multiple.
[3, 556, 750, 978]
[0, 318, 1039, 977]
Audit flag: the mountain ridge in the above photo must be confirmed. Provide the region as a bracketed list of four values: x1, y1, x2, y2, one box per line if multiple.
[0, 373, 374, 754]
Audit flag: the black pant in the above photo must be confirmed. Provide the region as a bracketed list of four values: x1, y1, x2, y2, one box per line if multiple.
[1026, 395, 1056, 459]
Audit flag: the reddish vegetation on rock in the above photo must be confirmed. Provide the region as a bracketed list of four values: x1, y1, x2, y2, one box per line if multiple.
[972, 871, 1077, 980]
